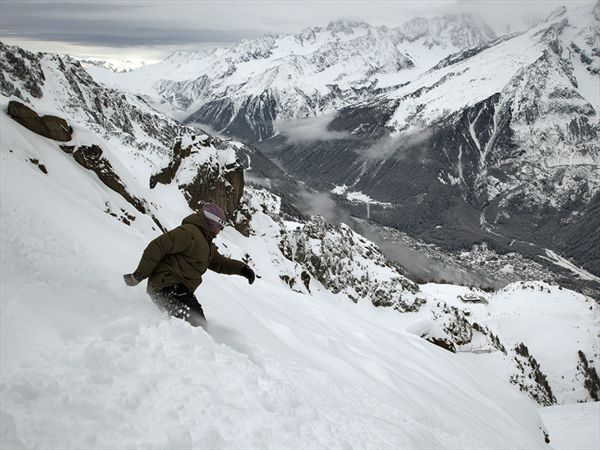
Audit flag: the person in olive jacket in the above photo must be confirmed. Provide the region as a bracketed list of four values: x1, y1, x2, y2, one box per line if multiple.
[123, 202, 255, 327]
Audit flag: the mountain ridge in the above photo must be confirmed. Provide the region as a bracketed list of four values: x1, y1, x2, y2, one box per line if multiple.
[256, 1, 599, 278]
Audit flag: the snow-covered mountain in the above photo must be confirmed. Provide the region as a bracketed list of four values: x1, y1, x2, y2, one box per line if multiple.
[0, 41, 296, 218]
[78, 57, 153, 73]
[83, 4, 599, 283]
[88, 15, 496, 140]
[1, 40, 599, 448]
[261, 2, 600, 279]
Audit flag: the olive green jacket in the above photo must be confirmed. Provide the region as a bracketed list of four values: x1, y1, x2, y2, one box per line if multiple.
[133, 213, 246, 293]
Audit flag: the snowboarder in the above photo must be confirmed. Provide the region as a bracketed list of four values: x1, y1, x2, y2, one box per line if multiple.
[123, 202, 255, 327]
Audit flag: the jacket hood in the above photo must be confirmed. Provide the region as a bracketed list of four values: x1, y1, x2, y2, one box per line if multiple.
[182, 213, 214, 240]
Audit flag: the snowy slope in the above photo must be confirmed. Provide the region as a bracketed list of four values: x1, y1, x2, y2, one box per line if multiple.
[540, 402, 600, 450]
[420, 283, 599, 405]
[0, 105, 553, 449]
[0, 41, 188, 179]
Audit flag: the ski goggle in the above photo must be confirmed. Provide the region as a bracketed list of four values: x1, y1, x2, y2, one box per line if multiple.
[203, 211, 226, 229]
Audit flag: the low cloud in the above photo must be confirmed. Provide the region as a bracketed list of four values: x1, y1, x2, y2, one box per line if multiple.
[451, 0, 577, 35]
[276, 114, 352, 144]
[297, 187, 345, 223]
[357, 127, 433, 161]
[244, 174, 274, 189]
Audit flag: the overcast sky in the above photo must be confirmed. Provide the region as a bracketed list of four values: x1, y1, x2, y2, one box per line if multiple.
[0, 0, 583, 63]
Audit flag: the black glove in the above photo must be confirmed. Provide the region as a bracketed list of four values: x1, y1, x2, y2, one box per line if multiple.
[240, 266, 255, 285]
[123, 272, 142, 287]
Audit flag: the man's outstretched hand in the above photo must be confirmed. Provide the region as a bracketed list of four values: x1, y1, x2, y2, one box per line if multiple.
[240, 266, 255, 285]
[123, 273, 141, 287]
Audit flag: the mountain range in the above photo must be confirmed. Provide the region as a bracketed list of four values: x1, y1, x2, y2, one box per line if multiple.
[1, 9, 599, 446]
[87, 3, 600, 287]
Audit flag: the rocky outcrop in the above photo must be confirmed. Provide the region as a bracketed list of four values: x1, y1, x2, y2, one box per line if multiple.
[7, 101, 72, 142]
[426, 336, 457, 353]
[577, 350, 600, 400]
[59, 144, 163, 230]
[149, 139, 194, 187]
[181, 162, 244, 219]
[150, 135, 245, 220]
[0, 42, 45, 99]
[431, 302, 474, 345]
[279, 215, 421, 310]
[510, 343, 556, 406]
[407, 320, 457, 353]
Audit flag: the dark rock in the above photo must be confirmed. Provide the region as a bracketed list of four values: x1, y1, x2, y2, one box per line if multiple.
[0, 43, 45, 99]
[511, 342, 556, 406]
[181, 162, 244, 219]
[432, 303, 474, 345]
[151, 136, 245, 220]
[279, 215, 420, 308]
[426, 337, 457, 353]
[149, 139, 192, 188]
[8, 101, 72, 142]
[28, 158, 48, 174]
[59, 144, 153, 224]
[578, 350, 600, 400]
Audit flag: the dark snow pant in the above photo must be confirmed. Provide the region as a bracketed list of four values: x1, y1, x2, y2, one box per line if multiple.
[149, 284, 206, 328]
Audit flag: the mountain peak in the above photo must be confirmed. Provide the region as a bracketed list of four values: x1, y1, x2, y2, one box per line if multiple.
[545, 5, 568, 22]
[294, 27, 318, 45]
[326, 19, 370, 34]
[398, 13, 496, 48]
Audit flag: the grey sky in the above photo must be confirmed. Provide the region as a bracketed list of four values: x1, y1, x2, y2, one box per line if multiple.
[0, 0, 583, 62]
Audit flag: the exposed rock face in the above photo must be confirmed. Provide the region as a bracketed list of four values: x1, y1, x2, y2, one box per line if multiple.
[150, 134, 245, 219]
[431, 302, 474, 345]
[7, 101, 72, 142]
[181, 161, 244, 219]
[0, 43, 45, 99]
[426, 337, 457, 353]
[1, 43, 288, 234]
[59, 144, 163, 230]
[406, 320, 457, 353]
[577, 350, 600, 401]
[149, 139, 194, 188]
[234, 187, 421, 308]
